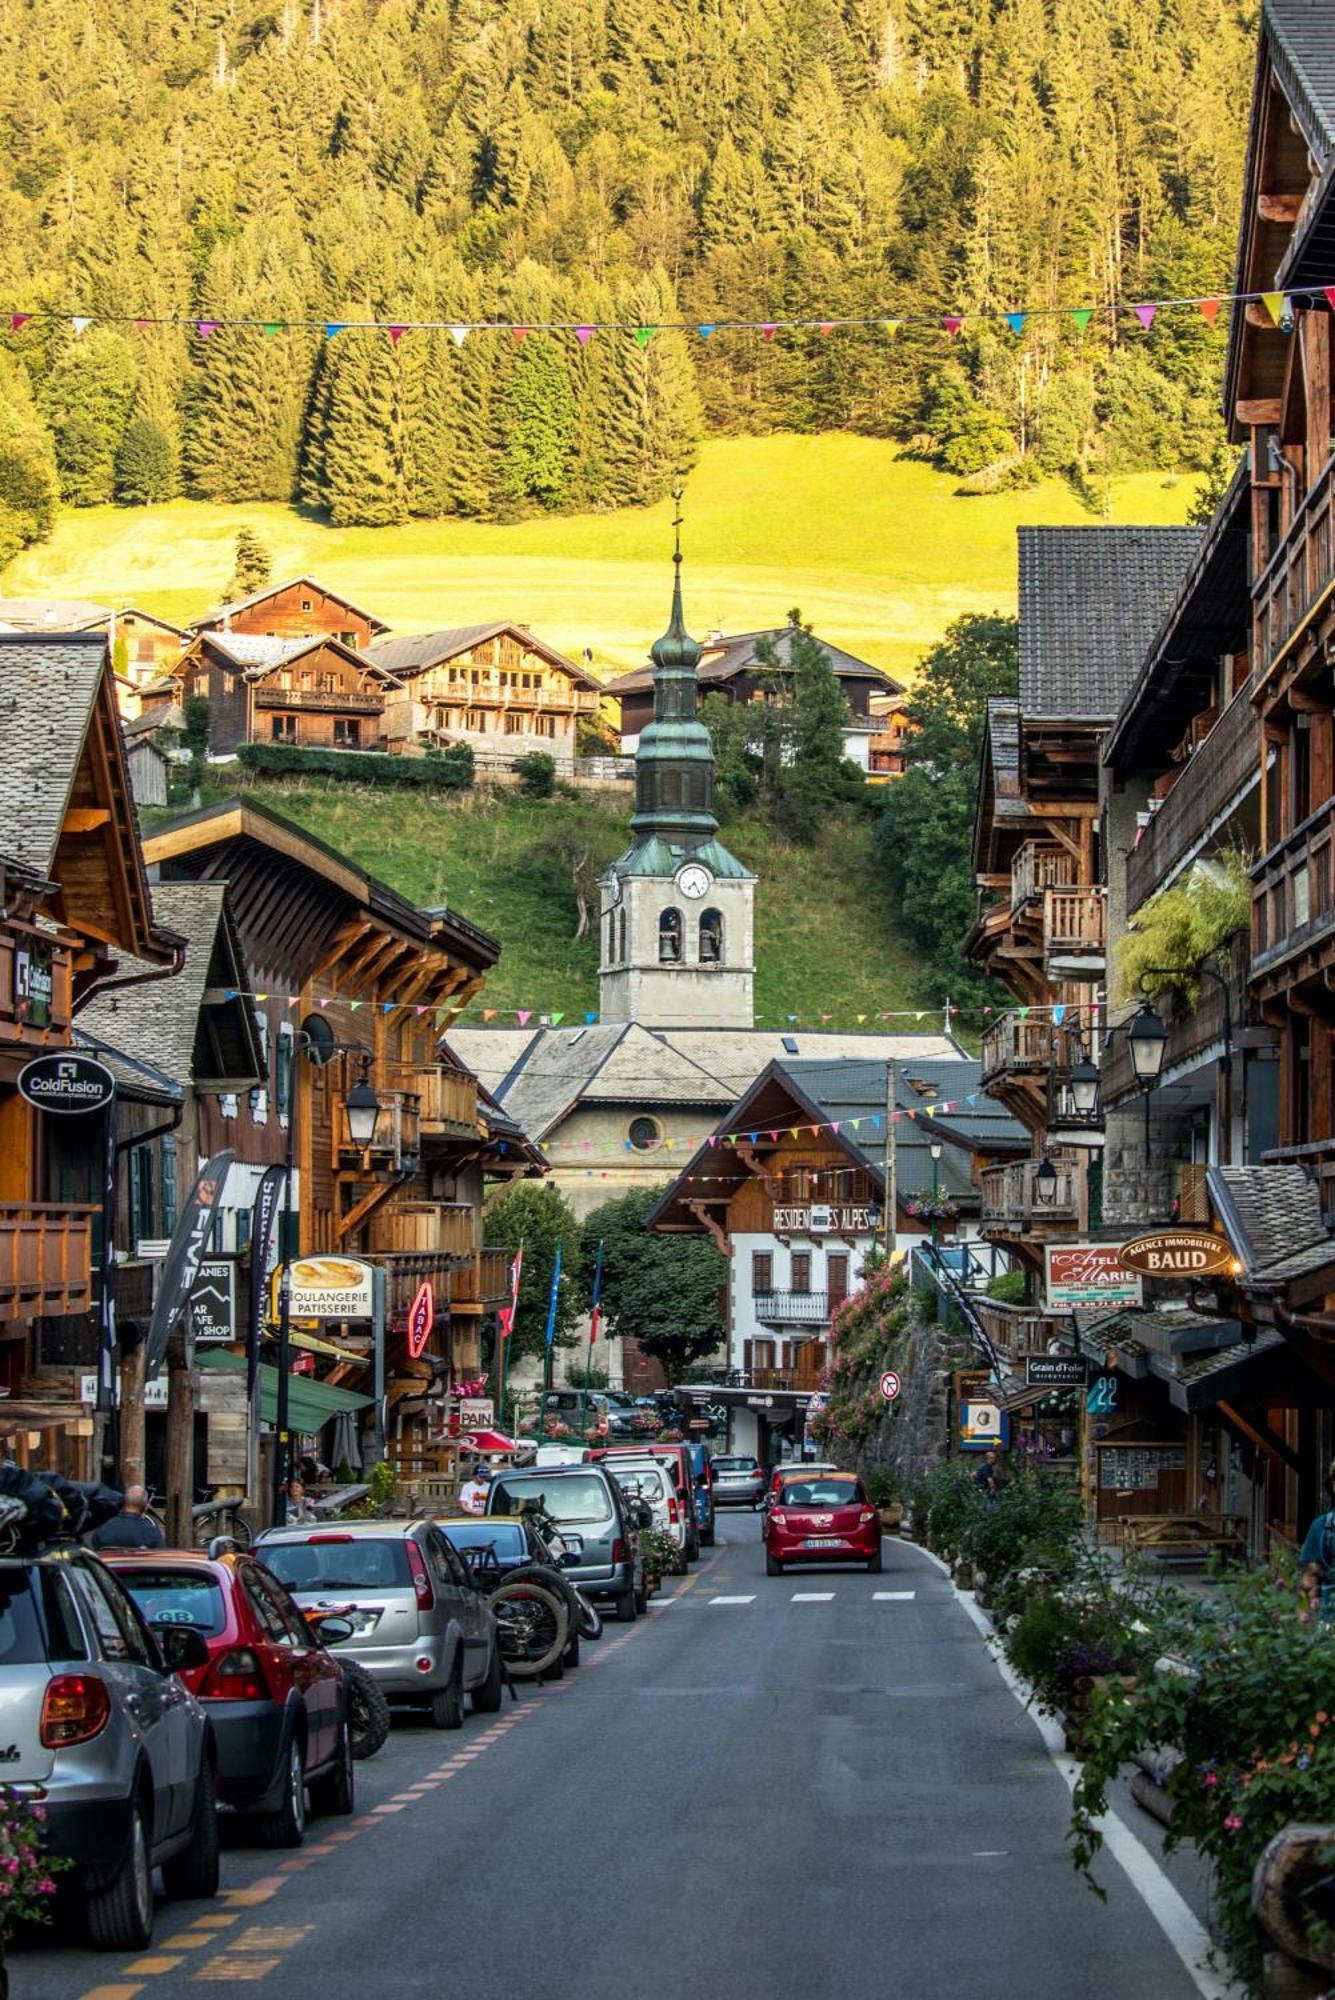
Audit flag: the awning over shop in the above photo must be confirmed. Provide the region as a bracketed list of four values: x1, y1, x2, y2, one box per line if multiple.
[458, 1429, 517, 1453]
[196, 1350, 372, 1433]
[991, 1375, 1053, 1414]
[1163, 1328, 1288, 1413]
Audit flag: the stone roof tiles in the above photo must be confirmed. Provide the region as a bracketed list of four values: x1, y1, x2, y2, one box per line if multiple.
[1017, 527, 1203, 720]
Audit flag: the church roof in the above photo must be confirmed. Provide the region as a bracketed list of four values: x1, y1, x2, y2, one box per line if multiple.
[612, 835, 753, 882]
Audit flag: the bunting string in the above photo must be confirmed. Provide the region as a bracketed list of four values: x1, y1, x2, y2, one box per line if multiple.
[7, 282, 1332, 347]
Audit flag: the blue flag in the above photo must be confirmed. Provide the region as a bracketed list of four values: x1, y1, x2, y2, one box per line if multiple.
[544, 1240, 563, 1347]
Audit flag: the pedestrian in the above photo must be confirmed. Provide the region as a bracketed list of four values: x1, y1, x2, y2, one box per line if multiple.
[973, 1448, 1003, 1497]
[284, 1477, 316, 1525]
[90, 1484, 165, 1551]
[458, 1462, 491, 1514]
[1299, 1460, 1335, 1619]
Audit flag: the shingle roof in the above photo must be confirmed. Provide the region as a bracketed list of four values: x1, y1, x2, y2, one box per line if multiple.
[196, 576, 389, 633]
[368, 624, 599, 689]
[1017, 528, 1203, 720]
[0, 597, 111, 631]
[607, 627, 902, 698]
[1208, 1163, 1335, 1287]
[0, 633, 109, 876]
[779, 1057, 1027, 1201]
[200, 632, 324, 670]
[1266, 0, 1335, 159]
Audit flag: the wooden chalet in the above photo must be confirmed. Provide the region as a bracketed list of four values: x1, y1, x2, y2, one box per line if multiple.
[966, 530, 1199, 1266]
[142, 799, 541, 1487]
[194, 576, 389, 651]
[152, 631, 404, 757]
[369, 622, 602, 773]
[0, 633, 177, 1475]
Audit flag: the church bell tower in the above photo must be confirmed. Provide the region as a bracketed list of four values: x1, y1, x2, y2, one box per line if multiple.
[599, 503, 755, 1027]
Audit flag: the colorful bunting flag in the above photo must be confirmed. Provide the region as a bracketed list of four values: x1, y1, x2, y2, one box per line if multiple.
[1261, 292, 1286, 325]
[388, 325, 406, 344]
[1004, 312, 1025, 335]
[818, 322, 834, 336]
[9, 313, 30, 332]
[634, 326, 656, 346]
[1133, 303, 1156, 329]
[512, 327, 530, 342]
[760, 323, 777, 340]
[196, 320, 218, 338]
[262, 322, 283, 337]
[575, 326, 594, 346]
[697, 324, 716, 338]
[943, 315, 962, 336]
[450, 325, 469, 346]
[1070, 308, 1093, 331]
[325, 322, 346, 340]
[1197, 298, 1220, 325]
[71, 316, 91, 336]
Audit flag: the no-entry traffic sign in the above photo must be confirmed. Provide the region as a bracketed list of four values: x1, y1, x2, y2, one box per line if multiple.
[879, 1370, 901, 1402]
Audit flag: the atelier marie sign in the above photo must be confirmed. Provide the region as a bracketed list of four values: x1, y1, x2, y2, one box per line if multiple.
[1044, 1243, 1144, 1312]
[771, 1204, 879, 1235]
[1118, 1229, 1237, 1279]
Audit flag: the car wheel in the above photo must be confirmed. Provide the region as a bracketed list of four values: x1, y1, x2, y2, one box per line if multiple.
[470, 1641, 504, 1713]
[428, 1661, 465, 1730]
[766, 1553, 784, 1577]
[309, 1715, 356, 1817]
[255, 1737, 306, 1848]
[614, 1585, 637, 1624]
[672, 1549, 688, 1575]
[562, 1631, 581, 1670]
[85, 1801, 153, 1952]
[700, 1523, 716, 1548]
[345, 1662, 390, 1760]
[868, 1546, 884, 1574]
[162, 1760, 220, 1900]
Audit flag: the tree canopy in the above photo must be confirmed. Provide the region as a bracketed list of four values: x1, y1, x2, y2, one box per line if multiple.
[483, 1180, 583, 1363]
[579, 1187, 726, 1385]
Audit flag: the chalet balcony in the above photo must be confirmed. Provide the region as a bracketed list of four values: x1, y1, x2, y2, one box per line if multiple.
[375, 1201, 475, 1260]
[431, 685, 600, 714]
[1253, 799, 1335, 981]
[378, 1252, 471, 1334]
[1043, 887, 1105, 978]
[450, 1247, 511, 1310]
[1011, 840, 1076, 910]
[754, 1290, 835, 1328]
[741, 1361, 829, 1393]
[1125, 679, 1260, 915]
[394, 1066, 478, 1140]
[335, 1088, 420, 1172]
[980, 1160, 1079, 1228]
[1101, 931, 1251, 1107]
[1254, 455, 1335, 678]
[980, 1013, 1084, 1087]
[0, 1204, 95, 1323]
[253, 687, 385, 713]
[970, 1298, 1065, 1362]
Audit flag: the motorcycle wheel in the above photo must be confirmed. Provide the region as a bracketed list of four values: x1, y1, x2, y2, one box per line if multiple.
[575, 1592, 603, 1641]
[344, 1662, 390, 1761]
[488, 1578, 569, 1678]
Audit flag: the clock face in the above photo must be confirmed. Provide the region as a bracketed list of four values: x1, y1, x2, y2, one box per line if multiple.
[676, 863, 712, 900]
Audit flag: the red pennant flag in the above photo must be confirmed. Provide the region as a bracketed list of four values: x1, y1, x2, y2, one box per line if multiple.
[511, 326, 530, 342]
[760, 323, 777, 340]
[1197, 298, 1221, 325]
[1324, 288, 1335, 315]
[818, 322, 834, 336]
[943, 315, 962, 336]
[387, 325, 406, 344]
[9, 313, 30, 332]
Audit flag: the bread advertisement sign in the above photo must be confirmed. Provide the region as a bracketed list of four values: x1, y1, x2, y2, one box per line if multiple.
[278, 1256, 375, 1320]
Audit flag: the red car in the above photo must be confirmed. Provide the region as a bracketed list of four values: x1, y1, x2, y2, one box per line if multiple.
[763, 1470, 883, 1574]
[103, 1547, 354, 1848]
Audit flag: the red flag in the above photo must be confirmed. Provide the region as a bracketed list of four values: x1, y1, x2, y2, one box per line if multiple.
[497, 1246, 524, 1342]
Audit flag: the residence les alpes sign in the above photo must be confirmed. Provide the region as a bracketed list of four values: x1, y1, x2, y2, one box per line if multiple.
[17, 1053, 116, 1115]
[1118, 1228, 1237, 1278]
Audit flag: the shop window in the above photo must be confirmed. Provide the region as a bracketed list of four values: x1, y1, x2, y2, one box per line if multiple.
[658, 908, 683, 963]
[129, 1145, 155, 1249]
[160, 1135, 178, 1235]
[271, 715, 297, 741]
[699, 908, 723, 964]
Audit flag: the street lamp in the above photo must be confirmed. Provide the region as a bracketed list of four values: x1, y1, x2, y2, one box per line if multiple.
[1033, 1156, 1059, 1207]
[344, 1060, 382, 1148]
[1127, 999, 1169, 1086]
[929, 1138, 943, 1252]
[1066, 1048, 1102, 1121]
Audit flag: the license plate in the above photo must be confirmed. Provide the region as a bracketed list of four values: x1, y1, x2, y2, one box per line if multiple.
[802, 1537, 844, 1547]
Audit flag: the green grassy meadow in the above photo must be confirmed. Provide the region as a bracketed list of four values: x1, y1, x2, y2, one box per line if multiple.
[6, 436, 1201, 679]
[188, 775, 926, 1024]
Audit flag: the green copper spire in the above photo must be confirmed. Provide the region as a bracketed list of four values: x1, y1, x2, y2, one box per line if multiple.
[630, 490, 719, 843]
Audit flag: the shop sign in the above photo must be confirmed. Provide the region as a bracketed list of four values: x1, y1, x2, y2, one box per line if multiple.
[406, 1280, 434, 1360]
[81, 1373, 167, 1409]
[275, 1256, 374, 1321]
[188, 1261, 235, 1345]
[772, 1204, 879, 1235]
[13, 938, 53, 1029]
[1024, 1355, 1086, 1389]
[1118, 1228, 1236, 1278]
[1044, 1243, 1143, 1312]
[18, 1052, 115, 1116]
[959, 1401, 1007, 1450]
[459, 1397, 494, 1428]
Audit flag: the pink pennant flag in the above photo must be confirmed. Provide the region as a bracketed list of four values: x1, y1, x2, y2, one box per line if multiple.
[1324, 288, 1335, 316]
[9, 313, 30, 332]
[575, 325, 594, 346]
[831, 1122, 841, 1135]
[517, 1010, 531, 1026]
[760, 323, 777, 340]
[196, 320, 218, 338]
[1133, 303, 1157, 329]
[132, 318, 150, 332]
[1197, 298, 1221, 325]
[388, 325, 406, 344]
[416, 1004, 428, 1016]
[818, 322, 834, 336]
[769, 1130, 778, 1143]
[319, 997, 330, 1008]
[943, 315, 962, 336]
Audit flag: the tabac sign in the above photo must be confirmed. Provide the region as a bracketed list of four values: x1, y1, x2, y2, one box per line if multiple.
[1118, 1229, 1237, 1279]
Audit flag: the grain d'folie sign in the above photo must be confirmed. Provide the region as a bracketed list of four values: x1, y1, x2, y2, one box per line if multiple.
[1118, 1228, 1237, 1279]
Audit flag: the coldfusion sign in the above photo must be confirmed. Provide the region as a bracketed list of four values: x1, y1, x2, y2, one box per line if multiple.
[18, 1053, 115, 1115]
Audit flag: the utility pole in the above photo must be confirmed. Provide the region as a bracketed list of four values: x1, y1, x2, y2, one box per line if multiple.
[882, 1056, 896, 1263]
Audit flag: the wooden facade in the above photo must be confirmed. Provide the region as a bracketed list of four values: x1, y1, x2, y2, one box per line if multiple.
[372, 623, 601, 772]
[195, 577, 389, 652]
[164, 633, 402, 757]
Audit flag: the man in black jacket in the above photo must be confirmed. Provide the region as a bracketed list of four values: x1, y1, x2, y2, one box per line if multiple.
[90, 1485, 165, 1550]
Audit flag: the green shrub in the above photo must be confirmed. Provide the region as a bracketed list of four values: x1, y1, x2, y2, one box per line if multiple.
[863, 1467, 899, 1508]
[1114, 851, 1250, 1004]
[513, 751, 556, 798]
[986, 1270, 1027, 1304]
[236, 741, 474, 791]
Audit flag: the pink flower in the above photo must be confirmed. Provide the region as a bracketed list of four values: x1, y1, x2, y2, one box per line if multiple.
[1223, 1815, 1242, 1832]
[36, 1878, 55, 1895]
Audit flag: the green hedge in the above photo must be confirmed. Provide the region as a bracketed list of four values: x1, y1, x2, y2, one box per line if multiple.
[236, 741, 474, 790]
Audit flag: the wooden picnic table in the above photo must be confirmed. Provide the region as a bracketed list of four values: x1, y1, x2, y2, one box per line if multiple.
[1123, 1512, 1248, 1560]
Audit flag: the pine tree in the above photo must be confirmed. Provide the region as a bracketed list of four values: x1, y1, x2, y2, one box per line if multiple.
[498, 336, 575, 509]
[318, 333, 412, 527]
[114, 412, 177, 504]
[0, 358, 60, 564]
[773, 614, 853, 843]
[226, 527, 272, 600]
[38, 330, 138, 505]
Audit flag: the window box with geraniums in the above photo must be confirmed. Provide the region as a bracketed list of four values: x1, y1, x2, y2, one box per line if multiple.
[0, 1786, 64, 1994]
[905, 1192, 958, 1225]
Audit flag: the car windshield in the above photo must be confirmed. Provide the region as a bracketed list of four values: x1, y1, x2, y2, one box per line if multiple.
[115, 1569, 228, 1635]
[779, 1479, 863, 1508]
[714, 1458, 757, 1473]
[612, 1469, 666, 1500]
[440, 1522, 527, 1562]
[262, 1539, 412, 1591]
[0, 1571, 74, 1665]
[492, 1475, 613, 1526]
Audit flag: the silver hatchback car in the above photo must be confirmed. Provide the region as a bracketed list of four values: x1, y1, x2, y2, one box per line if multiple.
[0, 1547, 219, 1952]
[256, 1520, 502, 1729]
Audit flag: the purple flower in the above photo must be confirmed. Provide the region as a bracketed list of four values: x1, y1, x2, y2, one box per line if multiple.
[36, 1879, 55, 1895]
[1223, 1814, 1242, 1832]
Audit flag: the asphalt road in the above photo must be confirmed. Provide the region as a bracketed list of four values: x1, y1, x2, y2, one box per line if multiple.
[16, 1516, 1206, 2000]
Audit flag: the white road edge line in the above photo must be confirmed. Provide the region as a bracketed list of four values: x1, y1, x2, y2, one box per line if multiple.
[942, 1562, 1240, 2000]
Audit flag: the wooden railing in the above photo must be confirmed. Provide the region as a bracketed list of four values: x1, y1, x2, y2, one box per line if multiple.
[375, 1201, 475, 1259]
[408, 1068, 478, 1136]
[0, 1204, 95, 1323]
[430, 684, 600, 713]
[1044, 888, 1105, 967]
[744, 1360, 829, 1392]
[971, 1298, 1064, 1360]
[980, 1014, 1084, 1084]
[1253, 799, 1335, 973]
[980, 1160, 1079, 1226]
[1254, 455, 1335, 677]
[333, 1088, 420, 1170]
[1126, 680, 1261, 914]
[253, 686, 385, 712]
[1011, 840, 1076, 909]
[451, 1248, 511, 1306]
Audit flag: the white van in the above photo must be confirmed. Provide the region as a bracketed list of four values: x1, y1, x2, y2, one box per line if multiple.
[606, 1458, 688, 1572]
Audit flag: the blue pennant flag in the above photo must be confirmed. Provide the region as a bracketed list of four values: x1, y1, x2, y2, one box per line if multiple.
[544, 1240, 563, 1348]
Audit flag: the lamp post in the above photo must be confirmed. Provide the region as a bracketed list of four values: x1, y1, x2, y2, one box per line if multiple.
[273, 1027, 380, 1522]
[1141, 962, 1233, 1167]
[1126, 996, 1169, 1164]
[928, 1137, 942, 1252]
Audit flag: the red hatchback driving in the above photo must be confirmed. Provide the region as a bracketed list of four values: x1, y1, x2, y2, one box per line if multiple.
[763, 1470, 883, 1575]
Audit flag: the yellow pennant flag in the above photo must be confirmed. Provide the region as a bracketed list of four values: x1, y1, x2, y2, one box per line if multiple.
[1261, 291, 1286, 325]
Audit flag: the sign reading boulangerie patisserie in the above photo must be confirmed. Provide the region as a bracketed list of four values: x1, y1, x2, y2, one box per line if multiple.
[1044, 1243, 1144, 1312]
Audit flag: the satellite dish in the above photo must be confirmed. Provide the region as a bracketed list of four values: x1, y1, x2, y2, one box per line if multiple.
[300, 1013, 338, 1067]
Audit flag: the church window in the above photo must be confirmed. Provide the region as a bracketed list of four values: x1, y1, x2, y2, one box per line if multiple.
[628, 1116, 661, 1152]
[699, 908, 723, 964]
[658, 908, 682, 963]
[606, 909, 615, 960]
[618, 907, 627, 961]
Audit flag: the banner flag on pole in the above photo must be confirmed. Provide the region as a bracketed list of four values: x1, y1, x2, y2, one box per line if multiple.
[497, 1245, 524, 1343]
[543, 1240, 563, 1348]
[588, 1239, 604, 1346]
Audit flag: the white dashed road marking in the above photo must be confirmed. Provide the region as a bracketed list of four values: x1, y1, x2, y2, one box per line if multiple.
[710, 1595, 756, 1605]
[790, 1592, 835, 1601]
[874, 1590, 916, 1601]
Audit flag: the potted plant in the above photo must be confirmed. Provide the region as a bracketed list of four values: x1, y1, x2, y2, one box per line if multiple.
[0, 1787, 64, 1993]
[864, 1466, 904, 1533]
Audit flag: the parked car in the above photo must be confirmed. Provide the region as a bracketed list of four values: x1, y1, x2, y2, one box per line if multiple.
[543, 1388, 610, 1436]
[683, 1441, 716, 1546]
[763, 1470, 883, 1574]
[254, 1521, 502, 1728]
[765, 1460, 838, 1506]
[592, 1444, 707, 1557]
[604, 1460, 688, 1571]
[712, 1455, 766, 1509]
[486, 1464, 646, 1623]
[103, 1547, 355, 1848]
[0, 1546, 219, 1951]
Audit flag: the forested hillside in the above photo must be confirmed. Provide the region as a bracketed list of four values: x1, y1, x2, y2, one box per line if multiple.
[0, 0, 1251, 552]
